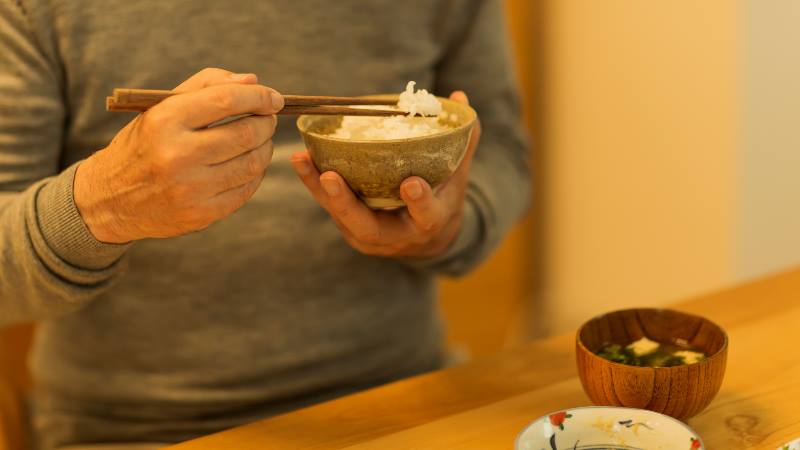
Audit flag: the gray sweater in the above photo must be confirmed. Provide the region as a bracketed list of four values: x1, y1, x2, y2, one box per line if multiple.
[0, 0, 529, 448]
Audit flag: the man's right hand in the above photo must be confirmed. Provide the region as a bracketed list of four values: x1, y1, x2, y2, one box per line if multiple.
[74, 68, 284, 244]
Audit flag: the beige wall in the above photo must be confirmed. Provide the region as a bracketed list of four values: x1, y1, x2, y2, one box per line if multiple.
[442, 0, 800, 348]
[538, 1, 739, 334]
[738, 0, 800, 280]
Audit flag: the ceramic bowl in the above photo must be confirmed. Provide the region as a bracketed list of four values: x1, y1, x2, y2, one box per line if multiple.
[516, 406, 705, 450]
[576, 308, 728, 421]
[296, 95, 477, 210]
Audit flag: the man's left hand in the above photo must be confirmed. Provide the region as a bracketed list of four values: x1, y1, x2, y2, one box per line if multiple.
[290, 91, 481, 259]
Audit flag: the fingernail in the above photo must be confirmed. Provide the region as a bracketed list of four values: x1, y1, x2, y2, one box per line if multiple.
[321, 178, 341, 197]
[270, 92, 285, 110]
[405, 180, 423, 200]
[292, 158, 311, 176]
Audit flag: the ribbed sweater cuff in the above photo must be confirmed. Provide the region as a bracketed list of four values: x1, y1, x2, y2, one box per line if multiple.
[36, 162, 130, 270]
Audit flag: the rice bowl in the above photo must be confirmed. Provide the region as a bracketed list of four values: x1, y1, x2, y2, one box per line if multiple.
[296, 93, 477, 209]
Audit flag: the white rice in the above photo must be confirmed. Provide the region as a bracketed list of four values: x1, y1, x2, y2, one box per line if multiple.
[397, 81, 442, 117]
[329, 81, 458, 140]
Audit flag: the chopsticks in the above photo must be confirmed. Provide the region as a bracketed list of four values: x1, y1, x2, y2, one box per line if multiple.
[106, 89, 404, 116]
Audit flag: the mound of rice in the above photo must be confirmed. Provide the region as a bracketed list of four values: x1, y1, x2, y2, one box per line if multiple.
[398, 81, 442, 117]
[330, 81, 459, 140]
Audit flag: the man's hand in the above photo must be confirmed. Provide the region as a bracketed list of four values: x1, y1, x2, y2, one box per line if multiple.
[291, 91, 481, 259]
[74, 68, 284, 243]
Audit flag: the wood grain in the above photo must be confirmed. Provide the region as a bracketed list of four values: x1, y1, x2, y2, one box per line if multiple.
[0, 377, 27, 450]
[168, 266, 800, 450]
[0, 324, 33, 450]
[576, 308, 728, 420]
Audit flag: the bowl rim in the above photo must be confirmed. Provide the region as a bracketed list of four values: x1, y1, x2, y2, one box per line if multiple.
[575, 307, 729, 372]
[295, 94, 478, 144]
[514, 405, 705, 449]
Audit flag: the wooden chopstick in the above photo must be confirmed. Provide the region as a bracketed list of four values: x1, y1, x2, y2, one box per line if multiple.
[107, 88, 403, 116]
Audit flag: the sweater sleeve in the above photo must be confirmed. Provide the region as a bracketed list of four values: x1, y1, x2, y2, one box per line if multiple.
[0, 0, 129, 328]
[404, 0, 531, 277]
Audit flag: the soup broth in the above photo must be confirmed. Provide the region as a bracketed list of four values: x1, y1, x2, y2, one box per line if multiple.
[596, 337, 705, 367]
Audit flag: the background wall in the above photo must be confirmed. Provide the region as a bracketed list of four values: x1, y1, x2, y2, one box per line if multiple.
[442, 0, 750, 351]
[738, 0, 800, 280]
[536, 0, 739, 335]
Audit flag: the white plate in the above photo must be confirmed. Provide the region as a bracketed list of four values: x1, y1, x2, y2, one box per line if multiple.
[516, 406, 704, 450]
[778, 438, 800, 450]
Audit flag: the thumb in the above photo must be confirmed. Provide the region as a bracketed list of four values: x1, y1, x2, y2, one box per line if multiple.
[173, 67, 258, 93]
[449, 90, 469, 105]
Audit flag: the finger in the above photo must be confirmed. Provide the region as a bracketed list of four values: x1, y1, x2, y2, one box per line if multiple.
[317, 171, 387, 243]
[173, 68, 258, 93]
[291, 152, 413, 244]
[168, 83, 284, 129]
[290, 151, 330, 207]
[207, 174, 264, 218]
[194, 114, 277, 164]
[289, 153, 367, 239]
[449, 90, 469, 105]
[400, 177, 447, 234]
[206, 140, 273, 193]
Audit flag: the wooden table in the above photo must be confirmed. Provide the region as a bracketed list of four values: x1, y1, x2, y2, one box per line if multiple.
[169, 268, 800, 450]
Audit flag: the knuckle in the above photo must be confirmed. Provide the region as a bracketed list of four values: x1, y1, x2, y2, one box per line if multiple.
[236, 122, 258, 149]
[245, 151, 265, 177]
[142, 108, 171, 129]
[412, 232, 432, 246]
[420, 219, 441, 234]
[210, 89, 236, 113]
[151, 151, 178, 176]
[238, 180, 260, 203]
[418, 209, 445, 234]
[200, 67, 226, 77]
[259, 88, 270, 110]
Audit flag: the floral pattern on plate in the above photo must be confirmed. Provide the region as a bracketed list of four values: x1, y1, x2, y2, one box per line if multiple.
[516, 406, 704, 450]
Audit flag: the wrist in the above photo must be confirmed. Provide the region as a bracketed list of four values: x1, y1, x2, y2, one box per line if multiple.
[73, 156, 130, 244]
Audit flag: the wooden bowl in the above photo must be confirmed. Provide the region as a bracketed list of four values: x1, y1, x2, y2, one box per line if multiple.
[576, 308, 728, 421]
[296, 95, 477, 210]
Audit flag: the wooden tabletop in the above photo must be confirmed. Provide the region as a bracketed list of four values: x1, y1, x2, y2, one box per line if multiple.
[168, 267, 800, 450]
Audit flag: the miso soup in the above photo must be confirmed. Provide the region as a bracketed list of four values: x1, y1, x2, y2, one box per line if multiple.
[596, 337, 705, 367]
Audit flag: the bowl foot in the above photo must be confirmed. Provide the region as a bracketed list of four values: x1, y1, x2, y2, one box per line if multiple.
[363, 197, 405, 210]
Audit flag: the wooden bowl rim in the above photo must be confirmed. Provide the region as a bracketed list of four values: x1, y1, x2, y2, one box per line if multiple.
[576, 307, 729, 371]
[296, 94, 477, 144]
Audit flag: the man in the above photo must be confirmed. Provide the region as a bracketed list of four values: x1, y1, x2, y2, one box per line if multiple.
[0, 0, 529, 448]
